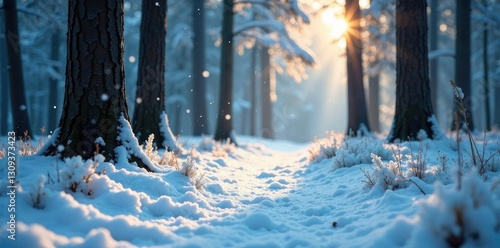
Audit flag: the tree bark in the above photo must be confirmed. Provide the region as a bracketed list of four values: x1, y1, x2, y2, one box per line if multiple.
[389, 0, 436, 142]
[452, 0, 473, 130]
[345, 0, 370, 134]
[214, 0, 237, 143]
[429, 0, 438, 111]
[48, 30, 61, 131]
[3, 0, 33, 138]
[132, 0, 172, 149]
[43, 0, 152, 171]
[191, 0, 209, 136]
[261, 47, 274, 139]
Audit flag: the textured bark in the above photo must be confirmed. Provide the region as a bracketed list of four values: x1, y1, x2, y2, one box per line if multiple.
[191, 0, 209, 136]
[48, 30, 61, 131]
[452, 0, 473, 130]
[389, 0, 435, 142]
[3, 0, 33, 138]
[44, 0, 150, 170]
[214, 0, 237, 143]
[261, 48, 274, 139]
[345, 0, 370, 134]
[132, 0, 168, 146]
[0, 12, 9, 135]
[429, 0, 438, 110]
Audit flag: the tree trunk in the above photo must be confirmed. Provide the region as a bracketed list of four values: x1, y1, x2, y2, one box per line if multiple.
[368, 72, 380, 132]
[48, 30, 61, 131]
[429, 0, 438, 112]
[452, 0, 473, 130]
[261, 47, 274, 139]
[43, 0, 153, 171]
[249, 46, 258, 137]
[389, 0, 436, 142]
[345, 0, 370, 134]
[3, 0, 33, 138]
[132, 0, 177, 151]
[214, 0, 237, 143]
[0, 12, 9, 135]
[482, 15, 490, 131]
[191, 0, 209, 136]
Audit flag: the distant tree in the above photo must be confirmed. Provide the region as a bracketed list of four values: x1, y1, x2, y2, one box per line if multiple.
[249, 46, 258, 137]
[429, 0, 439, 110]
[260, 47, 274, 139]
[345, 0, 370, 134]
[214, 0, 237, 143]
[132, 0, 177, 151]
[3, 0, 33, 138]
[452, 0, 473, 130]
[192, 0, 209, 136]
[48, 30, 61, 131]
[389, 0, 436, 141]
[0, 12, 9, 135]
[41, 0, 155, 171]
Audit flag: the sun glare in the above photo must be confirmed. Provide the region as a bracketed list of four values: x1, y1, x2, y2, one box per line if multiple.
[322, 9, 348, 40]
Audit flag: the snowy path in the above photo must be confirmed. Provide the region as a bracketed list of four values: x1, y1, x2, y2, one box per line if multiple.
[2, 138, 429, 247]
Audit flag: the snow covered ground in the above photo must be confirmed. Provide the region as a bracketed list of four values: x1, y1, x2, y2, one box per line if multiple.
[0, 133, 499, 247]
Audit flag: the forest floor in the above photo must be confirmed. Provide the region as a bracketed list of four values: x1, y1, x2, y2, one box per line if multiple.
[0, 133, 499, 247]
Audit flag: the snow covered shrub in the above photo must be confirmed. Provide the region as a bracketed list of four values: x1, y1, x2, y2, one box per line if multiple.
[182, 156, 205, 190]
[18, 129, 47, 156]
[411, 171, 500, 247]
[143, 134, 160, 162]
[0, 147, 5, 159]
[308, 131, 340, 162]
[362, 154, 407, 190]
[159, 150, 181, 170]
[60, 155, 106, 195]
[309, 132, 392, 168]
[29, 176, 48, 209]
[198, 136, 235, 157]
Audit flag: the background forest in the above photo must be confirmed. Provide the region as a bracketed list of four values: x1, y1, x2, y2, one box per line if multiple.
[1, 0, 498, 143]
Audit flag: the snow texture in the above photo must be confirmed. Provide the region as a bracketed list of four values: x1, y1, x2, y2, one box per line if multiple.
[1, 134, 499, 247]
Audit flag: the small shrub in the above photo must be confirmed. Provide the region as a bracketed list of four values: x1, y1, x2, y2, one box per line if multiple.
[60, 155, 106, 195]
[0, 147, 5, 159]
[182, 156, 205, 190]
[414, 171, 500, 247]
[198, 136, 235, 157]
[29, 176, 48, 209]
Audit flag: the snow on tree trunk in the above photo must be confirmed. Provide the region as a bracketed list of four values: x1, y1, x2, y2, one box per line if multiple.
[3, 0, 33, 138]
[42, 0, 154, 171]
[388, 0, 437, 142]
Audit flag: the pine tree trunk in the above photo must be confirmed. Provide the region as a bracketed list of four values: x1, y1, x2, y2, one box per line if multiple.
[249, 46, 258, 137]
[368, 72, 380, 132]
[43, 0, 152, 171]
[261, 47, 274, 139]
[3, 0, 33, 138]
[389, 0, 435, 142]
[0, 12, 9, 135]
[345, 0, 370, 134]
[132, 0, 168, 146]
[452, 0, 473, 130]
[48, 30, 61, 131]
[192, 0, 209, 136]
[482, 17, 490, 131]
[429, 0, 438, 111]
[214, 0, 237, 143]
